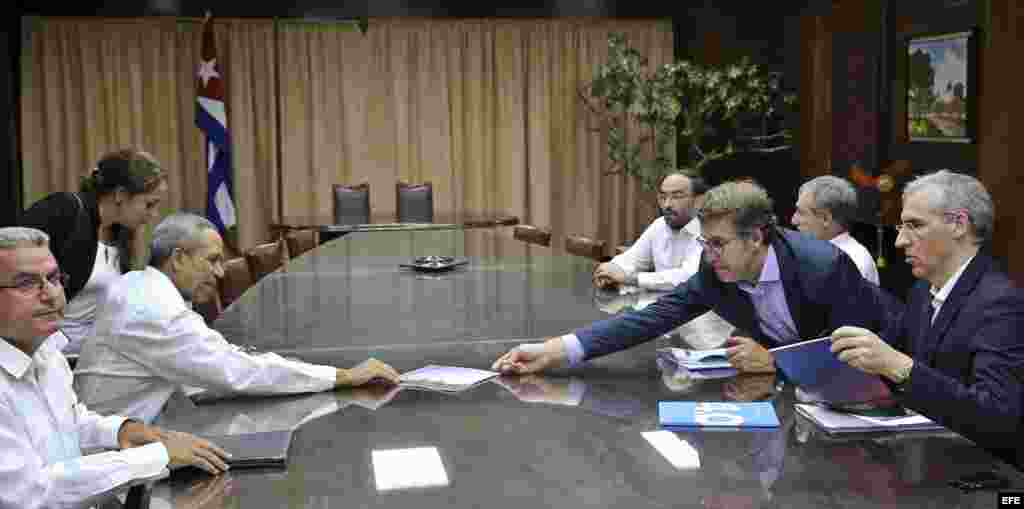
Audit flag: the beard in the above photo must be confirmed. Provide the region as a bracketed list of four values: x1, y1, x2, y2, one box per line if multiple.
[663, 207, 693, 230]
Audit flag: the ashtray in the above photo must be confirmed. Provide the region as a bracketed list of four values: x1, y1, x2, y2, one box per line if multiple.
[400, 255, 468, 272]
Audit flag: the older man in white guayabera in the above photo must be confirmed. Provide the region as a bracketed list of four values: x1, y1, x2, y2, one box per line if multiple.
[0, 226, 230, 509]
[791, 175, 880, 285]
[74, 212, 401, 425]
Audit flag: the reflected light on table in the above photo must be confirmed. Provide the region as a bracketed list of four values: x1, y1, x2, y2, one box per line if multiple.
[371, 447, 450, 492]
[642, 431, 701, 470]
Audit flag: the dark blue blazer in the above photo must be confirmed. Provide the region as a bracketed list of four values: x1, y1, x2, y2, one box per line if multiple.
[575, 228, 902, 360]
[882, 254, 1024, 466]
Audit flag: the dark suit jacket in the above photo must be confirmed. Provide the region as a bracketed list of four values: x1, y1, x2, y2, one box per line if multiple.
[883, 254, 1024, 466]
[576, 228, 903, 361]
[19, 191, 132, 301]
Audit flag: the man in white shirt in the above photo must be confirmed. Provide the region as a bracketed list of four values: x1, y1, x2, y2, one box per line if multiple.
[0, 226, 230, 509]
[791, 175, 880, 285]
[75, 212, 400, 424]
[593, 172, 708, 291]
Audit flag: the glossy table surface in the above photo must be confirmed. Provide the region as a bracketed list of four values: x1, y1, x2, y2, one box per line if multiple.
[152, 229, 1023, 509]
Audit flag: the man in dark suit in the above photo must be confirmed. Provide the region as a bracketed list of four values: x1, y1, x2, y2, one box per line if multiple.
[831, 170, 1024, 466]
[492, 180, 901, 375]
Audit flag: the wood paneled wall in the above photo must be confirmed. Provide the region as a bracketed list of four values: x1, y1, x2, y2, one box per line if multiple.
[801, 0, 1024, 284]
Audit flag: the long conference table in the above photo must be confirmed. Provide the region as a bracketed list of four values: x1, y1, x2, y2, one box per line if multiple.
[151, 227, 1024, 508]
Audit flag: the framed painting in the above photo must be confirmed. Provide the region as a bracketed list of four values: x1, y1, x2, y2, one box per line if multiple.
[905, 29, 976, 143]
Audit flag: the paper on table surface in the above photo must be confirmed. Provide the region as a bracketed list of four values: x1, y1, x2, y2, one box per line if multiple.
[400, 365, 499, 388]
[851, 413, 935, 427]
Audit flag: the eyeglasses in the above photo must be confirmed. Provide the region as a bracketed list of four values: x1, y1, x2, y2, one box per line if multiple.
[895, 211, 966, 240]
[0, 270, 69, 294]
[696, 235, 740, 255]
[657, 192, 693, 202]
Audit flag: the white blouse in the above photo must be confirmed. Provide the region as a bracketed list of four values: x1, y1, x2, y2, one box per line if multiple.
[60, 242, 122, 355]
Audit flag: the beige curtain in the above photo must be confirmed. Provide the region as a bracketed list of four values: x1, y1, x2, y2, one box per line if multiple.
[278, 17, 673, 252]
[23, 17, 672, 254]
[21, 17, 277, 253]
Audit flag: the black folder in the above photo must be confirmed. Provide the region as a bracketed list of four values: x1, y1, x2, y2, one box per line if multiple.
[196, 430, 293, 468]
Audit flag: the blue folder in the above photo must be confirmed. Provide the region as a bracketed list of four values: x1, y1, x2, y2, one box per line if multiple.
[770, 337, 892, 405]
[659, 401, 780, 430]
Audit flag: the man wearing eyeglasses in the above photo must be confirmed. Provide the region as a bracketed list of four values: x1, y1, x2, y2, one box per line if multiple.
[74, 212, 400, 424]
[493, 180, 897, 375]
[593, 172, 709, 291]
[791, 175, 880, 285]
[830, 170, 1024, 467]
[0, 226, 232, 509]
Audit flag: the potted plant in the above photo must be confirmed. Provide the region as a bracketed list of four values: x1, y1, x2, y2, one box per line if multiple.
[580, 33, 796, 192]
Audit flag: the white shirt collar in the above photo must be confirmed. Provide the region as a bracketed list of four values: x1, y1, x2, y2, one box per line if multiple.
[0, 331, 67, 379]
[830, 232, 853, 246]
[683, 217, 701, 237]
[930, 254, 976, 304]
[660, 216, 701, 238]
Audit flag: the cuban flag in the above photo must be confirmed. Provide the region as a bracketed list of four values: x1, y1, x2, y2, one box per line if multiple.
[196, 13, 236, 233]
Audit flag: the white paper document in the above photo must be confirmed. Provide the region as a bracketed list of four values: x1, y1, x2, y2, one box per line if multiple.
[399, 365, 499, 393]
[851, 413, 936, 427]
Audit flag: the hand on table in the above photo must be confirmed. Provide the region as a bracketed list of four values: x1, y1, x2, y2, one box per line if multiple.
[159, 429, 232, 475]
[725, 336, 776, 374]
[830, 326, 913, 382]
[592, 262, 626, 290]
[337, 358, 401, 387]
[491, 338, 566, 375]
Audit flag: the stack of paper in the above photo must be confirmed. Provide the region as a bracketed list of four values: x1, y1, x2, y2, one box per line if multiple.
[795, 403, 946, 434]
[399, 365, 499, 393]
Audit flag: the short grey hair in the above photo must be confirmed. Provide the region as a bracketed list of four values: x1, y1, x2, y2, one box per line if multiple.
[0, 227, 49, 250]
[903, 169, 994, 244]
[799, 175, 859, 229]
[149, 212, 218, 267]
[699, 180, 777, 244]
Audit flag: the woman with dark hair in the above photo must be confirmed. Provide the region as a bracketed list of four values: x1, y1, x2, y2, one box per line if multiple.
[20, 148, 169, 354]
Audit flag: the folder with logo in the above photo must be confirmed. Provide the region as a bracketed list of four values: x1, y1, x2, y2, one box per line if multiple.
[770, 337, 892, 405]
[659, 401, 780, 430]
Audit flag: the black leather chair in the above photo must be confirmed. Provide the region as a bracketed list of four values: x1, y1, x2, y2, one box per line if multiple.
[332, 183, 370, 225]
[396, 181, 433, 223]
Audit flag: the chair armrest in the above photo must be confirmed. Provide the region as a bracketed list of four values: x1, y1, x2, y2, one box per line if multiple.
[87, 468, 170, 509]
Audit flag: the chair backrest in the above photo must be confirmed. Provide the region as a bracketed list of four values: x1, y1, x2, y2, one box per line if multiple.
[565, 234, 609, 262]
[285, 229, 318, 258]
[219, 256, 254, 308]
[513, 225, 552, 247]
[245, 240, 286, 281]
[396, 181, 433, 223]
[333, 183, 370, 225]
